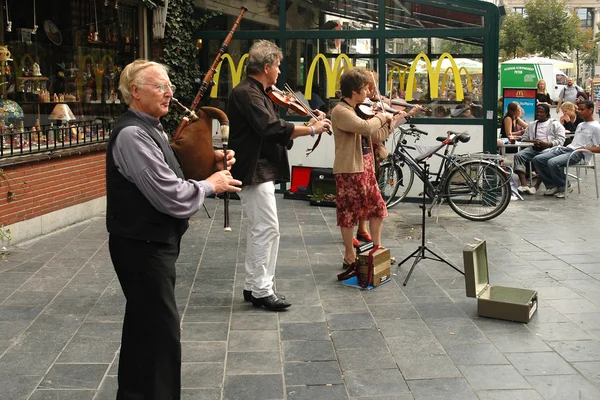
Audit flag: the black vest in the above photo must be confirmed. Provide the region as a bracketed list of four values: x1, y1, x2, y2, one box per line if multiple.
[106, 110, 188, 244]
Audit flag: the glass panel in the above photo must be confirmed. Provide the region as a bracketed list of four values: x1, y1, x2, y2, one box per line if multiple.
[195, 5, 279, 31]
[385, 37, 484, 118]
[312, 0, 380, 30]
[385, 0, 484, 29]
[201, 39, 256, 110]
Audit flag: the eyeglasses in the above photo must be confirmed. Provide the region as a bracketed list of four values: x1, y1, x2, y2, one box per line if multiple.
[141, 83, 176, 94]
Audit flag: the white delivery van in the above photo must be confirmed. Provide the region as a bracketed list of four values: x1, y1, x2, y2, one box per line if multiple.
[499, 58, 568, 103]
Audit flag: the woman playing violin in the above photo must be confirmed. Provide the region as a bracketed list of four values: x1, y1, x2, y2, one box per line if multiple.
[331, 67, 404, 268]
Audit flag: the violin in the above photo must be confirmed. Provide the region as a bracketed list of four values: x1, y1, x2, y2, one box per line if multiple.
[356, 98, 399, 120]
[266, 86, 309, 117]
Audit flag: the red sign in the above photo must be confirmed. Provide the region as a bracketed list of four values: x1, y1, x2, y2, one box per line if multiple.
[503, 89, 536, 98]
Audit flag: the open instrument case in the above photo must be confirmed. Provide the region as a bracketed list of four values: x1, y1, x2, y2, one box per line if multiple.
[463, 240, 538, 323]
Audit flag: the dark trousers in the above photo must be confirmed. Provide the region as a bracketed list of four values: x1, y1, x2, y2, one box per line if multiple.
[109, 235, 181, 400]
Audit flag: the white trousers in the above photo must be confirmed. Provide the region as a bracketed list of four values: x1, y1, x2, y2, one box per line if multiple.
[238, 181, 280, 298]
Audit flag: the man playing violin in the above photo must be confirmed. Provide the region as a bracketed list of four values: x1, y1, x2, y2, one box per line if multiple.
[227, 40, 331, 311]
[107, 60, 241, 399]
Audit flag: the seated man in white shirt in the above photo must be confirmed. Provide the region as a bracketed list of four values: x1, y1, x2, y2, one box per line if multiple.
[532, 100, 600, 198]
[513, 104, 565, 194]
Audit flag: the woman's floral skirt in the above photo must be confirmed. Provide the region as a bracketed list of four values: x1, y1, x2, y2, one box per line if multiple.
[335, 153, 388, 228]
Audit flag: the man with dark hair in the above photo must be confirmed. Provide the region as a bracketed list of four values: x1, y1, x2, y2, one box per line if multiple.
[227, 40, 331, 311]
[513, 103, 565, 195]
[533, 100, 600, 198]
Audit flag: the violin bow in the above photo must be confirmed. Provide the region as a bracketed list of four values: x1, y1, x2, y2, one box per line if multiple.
[283, 83, 330, 156]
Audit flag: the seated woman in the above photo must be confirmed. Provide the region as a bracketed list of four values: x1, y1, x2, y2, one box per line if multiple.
[331, 67, 403, 267]
[559, 101, 582, 146]
[498, 102, 528, 152]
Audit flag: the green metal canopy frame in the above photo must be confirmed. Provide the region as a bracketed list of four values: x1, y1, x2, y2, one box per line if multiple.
[196, 0, 501, 153]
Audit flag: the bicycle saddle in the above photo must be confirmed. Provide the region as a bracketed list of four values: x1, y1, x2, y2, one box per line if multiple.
[436, 132, 471, 143]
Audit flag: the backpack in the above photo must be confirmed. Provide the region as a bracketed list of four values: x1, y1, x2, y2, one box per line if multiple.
[576, 89, 589, 102]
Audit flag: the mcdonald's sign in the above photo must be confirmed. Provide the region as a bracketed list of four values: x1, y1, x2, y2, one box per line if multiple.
[387, 66, 410, 93]
[304, 54, 353, 100]
[441, 66, 473, 95]
[210, 53, 248, 98]
[405, 52, 465, 101]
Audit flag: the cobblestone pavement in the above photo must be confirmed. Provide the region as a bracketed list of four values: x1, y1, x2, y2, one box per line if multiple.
[1, 170, 600, 399]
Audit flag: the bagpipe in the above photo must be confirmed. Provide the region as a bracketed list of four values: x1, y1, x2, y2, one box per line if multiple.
[169, 6, 248, 232]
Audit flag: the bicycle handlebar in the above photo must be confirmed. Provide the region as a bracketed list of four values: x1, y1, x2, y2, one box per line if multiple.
[399, 125, 429, 136]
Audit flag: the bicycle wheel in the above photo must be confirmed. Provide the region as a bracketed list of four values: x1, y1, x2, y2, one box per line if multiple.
[443, 160, 511, 221]
[378, 159, 414, 209]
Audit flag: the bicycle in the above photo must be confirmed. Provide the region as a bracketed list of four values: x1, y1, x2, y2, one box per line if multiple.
[377, 125, 511, 221]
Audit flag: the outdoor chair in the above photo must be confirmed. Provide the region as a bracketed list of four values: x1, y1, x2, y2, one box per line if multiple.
[565, 149, 599, 199]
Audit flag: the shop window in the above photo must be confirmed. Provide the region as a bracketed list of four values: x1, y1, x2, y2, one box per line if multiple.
[0, 0, 138, 133]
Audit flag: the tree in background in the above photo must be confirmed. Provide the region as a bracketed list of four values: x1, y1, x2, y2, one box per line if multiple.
[574, 26, 597, 84]
[499, 10, 527, 60]
[157, 0, 203, 135]
[522, 0, 579, 58]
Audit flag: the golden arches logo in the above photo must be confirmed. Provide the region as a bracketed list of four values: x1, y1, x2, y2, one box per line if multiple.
[405, 52, 464, 101]
[304, 53, 353, 100]
[210, 53, 248, 98]
[387, 66, 410, 93]
[441, 66, 473, 94]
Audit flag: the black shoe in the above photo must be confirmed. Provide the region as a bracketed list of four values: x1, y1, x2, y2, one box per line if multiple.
[243, 290, 285, 302]
[251, 294, 291, 311]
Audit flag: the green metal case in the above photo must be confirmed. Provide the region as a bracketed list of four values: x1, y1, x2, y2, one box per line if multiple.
[463, 240, 538, 323]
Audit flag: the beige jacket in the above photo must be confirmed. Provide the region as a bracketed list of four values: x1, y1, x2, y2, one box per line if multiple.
[331, 101, 391, 174]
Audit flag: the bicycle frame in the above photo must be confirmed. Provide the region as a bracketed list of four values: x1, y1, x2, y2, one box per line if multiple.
[390, 131, 476, 201]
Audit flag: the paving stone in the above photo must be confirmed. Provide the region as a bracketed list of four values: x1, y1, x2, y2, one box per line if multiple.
[343, 369, 409, 397]
[331, 329, 386, 350]
[326, 312, 377, 331]
[228, 330, 280, 351]
[0, 375, 44, 400]
[284, 361, 343, 385]
[528, 321, 592, 341]
[57, 340, 120, 363]
[485, 331, 552, 353]
[283, 340, 336, 362]
[230, 313, 278, 330]
[181, 388, 221, 400]
[278, 305, 326, 322]
[28, 390, 96, 399]
[526, 374, 600, 399]
[183, 306, 232, 322]
[337, 346, 396, 371]
[547, 339, 600, 362]
[181, 362, 223, 388]
[280, 322, 330, 341]
[223, 374, 283, 400]
[476, 389, 543, 400]
[572, 361, 600, 386]
[181, 322, 229, 341]
[443, 343, 509, 366]
[181, 341, 226, 363]
[39, 363, 108, 389]
[505, 351, 578, 375]
[225, 351, 282, 375]
[458, 365, 531, 390]
[407, 377, 477, 400]
[286, 384, 348, 400]
[396, 353, 462, 380]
